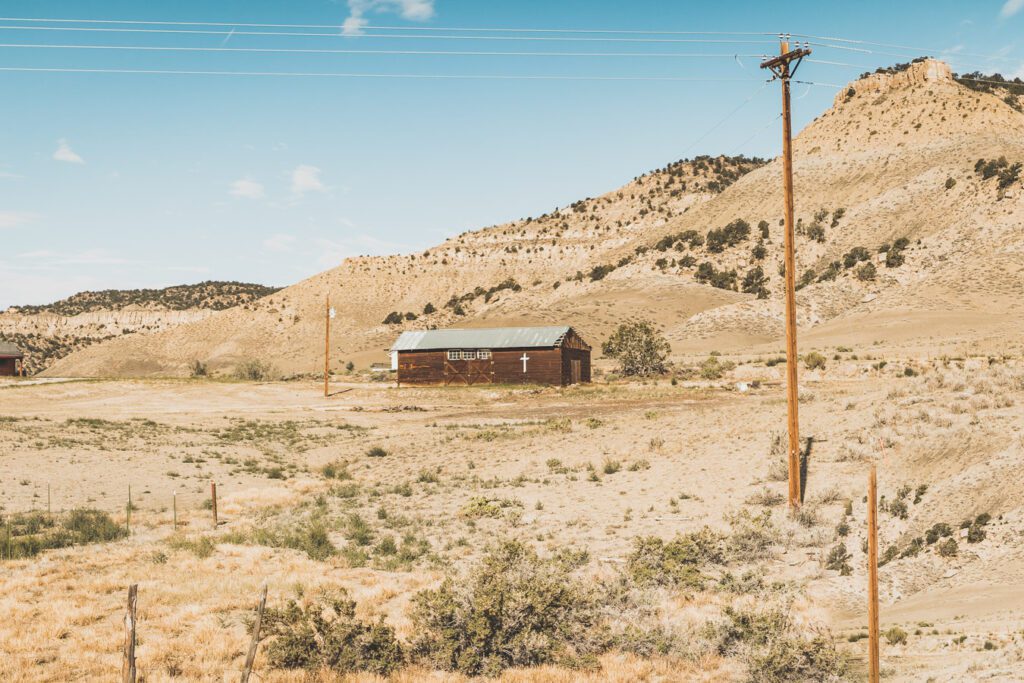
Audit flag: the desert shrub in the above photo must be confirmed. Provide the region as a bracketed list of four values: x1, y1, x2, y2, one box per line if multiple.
[884, 237, 910, 268]
[825, 544, 852, 575]
[233, 359, 277, 381]
[804, 352, 827, 371]
[366, 446, 388, 458]
[382, 311, 404, 325]
[695, 262, 738, 290]
[806, 223, 826, 243]
[884, 626, 908, 645]
[842, 246, 871, 269]
[602, 458, 621, 475]
[422, 302, 436, 314]
[925, 523, 952, 545]
[589, 264, 616, 281]
[816, 261, 842, 282]
[758, 220, 770, 238]
[746, 488, 785, 507]
[967, 523, 987, 543]
[4, 508, 127, 560]
[741, 265, 770, 298]
[725, 509, 779, 562]
[410, 540, 603, 676]
[709, 604, 849, 682]
[626, 529, 725, 590]
[700, 356, 736, 380]
[706, 219, 751, 253]
[856, 262, 877, 281]
[166, 534, 216, 559]
[189, 360, 208, 377]
[751, 240, 768, 260]
[945, 177, 956, 190]
[263, 588, 404, 675]
[937, 538, 958, 557]
[601, 320, 670, 377]
[226, 520, 336, 561]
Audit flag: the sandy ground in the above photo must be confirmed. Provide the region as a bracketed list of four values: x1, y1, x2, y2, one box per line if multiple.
[2, 358, 1024, 681]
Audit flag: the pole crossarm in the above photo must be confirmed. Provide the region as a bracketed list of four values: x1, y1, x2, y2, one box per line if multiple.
[759, 47, 811, 77]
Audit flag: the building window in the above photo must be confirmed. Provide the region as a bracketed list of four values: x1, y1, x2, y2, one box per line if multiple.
[460, 350, 476, 360]
[477, 349, 492, 360]
[447, 350, 459, 360]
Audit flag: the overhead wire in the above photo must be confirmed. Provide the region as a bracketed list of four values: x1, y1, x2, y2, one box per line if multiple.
[0, 17, 781, 37]
[0, 43, 770, 59]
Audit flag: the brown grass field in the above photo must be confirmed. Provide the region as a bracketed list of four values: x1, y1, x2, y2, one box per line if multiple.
[3, 351, 1024, 681]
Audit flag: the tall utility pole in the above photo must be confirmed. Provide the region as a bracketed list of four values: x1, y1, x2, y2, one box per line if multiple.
[867, 463, 881, 682]
[760, 36, 811, 510]
[324, 295, 331, 398]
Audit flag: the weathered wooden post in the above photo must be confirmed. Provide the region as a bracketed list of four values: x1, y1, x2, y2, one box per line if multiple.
[867, 464, 880, 683]
[122, 584, 138, 683]
[126, 485, 132, 536]
[211, 482, 218, 529]
[172, 490, 177, 531]
[240, 584, 269, 683]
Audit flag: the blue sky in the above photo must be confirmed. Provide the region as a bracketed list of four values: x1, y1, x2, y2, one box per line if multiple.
[1, 0, 1022, 308]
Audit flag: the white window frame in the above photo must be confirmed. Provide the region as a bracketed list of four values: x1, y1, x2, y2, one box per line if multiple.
[447, 350, 460, 360]
[477, 349, 492, 360]
[460, 350, 476, 360]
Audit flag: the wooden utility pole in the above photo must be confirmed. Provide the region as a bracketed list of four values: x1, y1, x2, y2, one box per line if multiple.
[240, 584, 269, 683]
[867, 463, 880, 682]
[760, 36, 811, 510]
[122, 584, 138, 683]
[324, 295, 331, 398]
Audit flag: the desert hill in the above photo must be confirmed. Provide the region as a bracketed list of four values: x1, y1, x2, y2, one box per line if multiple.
[44, 58, 1024, 377]
[1, 281, 279, 374]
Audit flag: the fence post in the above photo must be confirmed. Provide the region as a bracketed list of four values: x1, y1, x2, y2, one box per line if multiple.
[122, 584, 138, 683]
[126, 485, 132, 536]
[173, 491, 177, 531]
[211, 482, 218, 529]
[240, 584, 269, 683]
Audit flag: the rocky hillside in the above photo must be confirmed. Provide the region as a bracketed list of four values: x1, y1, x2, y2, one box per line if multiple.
[45, 59, 1024, 377]
[2, 281, 279, 374]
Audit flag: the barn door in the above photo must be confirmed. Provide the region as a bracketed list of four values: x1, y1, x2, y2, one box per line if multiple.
[571, 359, 581, 384]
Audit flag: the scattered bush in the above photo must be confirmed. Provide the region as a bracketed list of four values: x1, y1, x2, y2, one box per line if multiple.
[626, 530, 724, 590]
[804, 352, 827, 371]
[366, 446, 388, 458]
[700, 356, 736, 380]
[233, 359, 277, 381]
[937, 538, 958, 557]
[382, 311, 405, 325]
[706, 219, 751, 253]
[410, 540, 603, 676]
[856, 262, 877, 281]
[695, 262, 738, 290]
[884, 626, 908, 645]
[263, 588, 404, 675]
[825, 543, 852, 575]
[741, 266, 770, 299]
[189, 360, 208, 377]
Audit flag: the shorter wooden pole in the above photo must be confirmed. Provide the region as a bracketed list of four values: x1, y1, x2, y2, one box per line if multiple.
[172, 491, 177, 531]
[211, 482, 218, 529]
[126, 485, 132, 536]
[868, 463, 880, 683]
[5, 517, 10, 560]
[47, 484, 51, 517]
[240, 584, 269, 683]
[122, 584, 138, 683]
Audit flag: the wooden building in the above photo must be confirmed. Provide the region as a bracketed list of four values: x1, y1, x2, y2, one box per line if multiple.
[391, 326, 591, 386]
[0, 342, 24, 377]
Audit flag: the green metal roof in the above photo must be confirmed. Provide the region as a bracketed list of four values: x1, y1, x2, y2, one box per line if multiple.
[0, 342, 23, 358]
[391, 326, 574, 352]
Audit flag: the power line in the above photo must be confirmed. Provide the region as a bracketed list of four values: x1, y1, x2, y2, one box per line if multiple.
[0, 65, 773, 81]
[793, 32, 1018, 64]
[0, 16, 781, 37]
[0, 43, 769, 59]
[676, 80, 771, 159]
[0, 25, 779, 45]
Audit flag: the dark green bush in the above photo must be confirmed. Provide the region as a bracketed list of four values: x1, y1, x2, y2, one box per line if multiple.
[410, 540, 603, 676]
[601, 319, 671, 377]
[263, 588, 404, 675]
[625, 529, 724, 590]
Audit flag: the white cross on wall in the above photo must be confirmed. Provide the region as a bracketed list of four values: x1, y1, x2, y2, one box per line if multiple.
[520, 353, 530, 372]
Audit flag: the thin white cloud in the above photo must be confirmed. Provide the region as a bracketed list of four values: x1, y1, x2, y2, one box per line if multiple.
[342, 0, 435, 35]
[230, 177, 265, 199]
[16, 248, 126, 266]
[291, 165, 326, 195]
[263, 233, 297, 252]
[0, 211, 36, 229]
[1002, 0, 1024, 18]
[53, 139, 85, 164]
